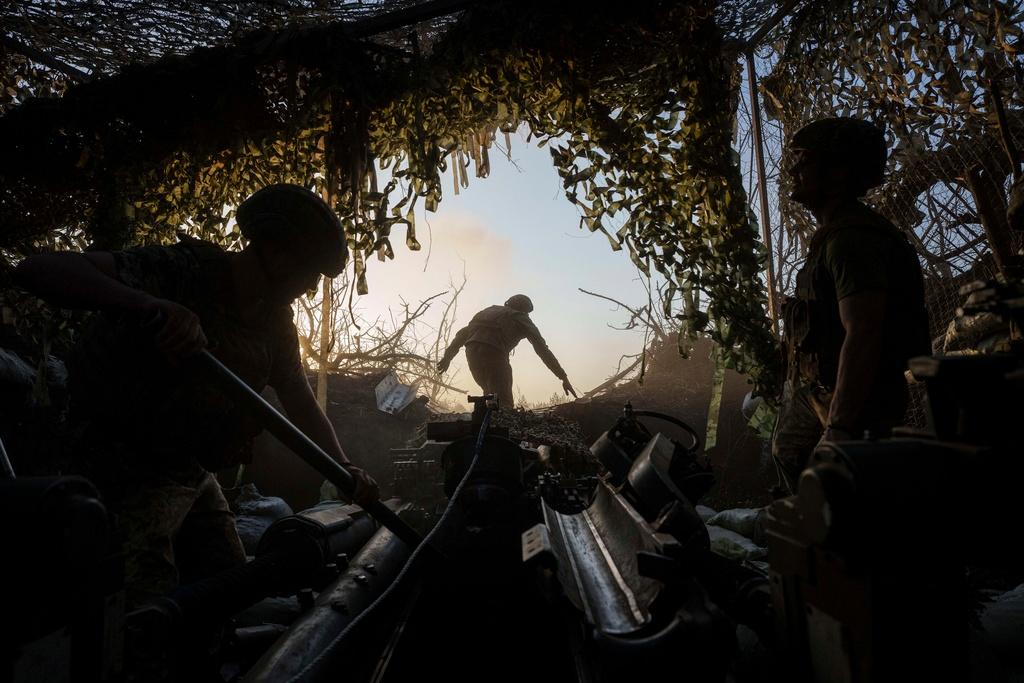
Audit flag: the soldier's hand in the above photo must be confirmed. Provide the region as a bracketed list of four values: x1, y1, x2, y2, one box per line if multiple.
[437, 357, 451, 374]
[562, 378, 578, 398]
[345, 464, 380, 508]
[145, 297, 208, 359]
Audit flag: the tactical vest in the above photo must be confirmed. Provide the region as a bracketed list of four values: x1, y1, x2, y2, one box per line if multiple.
[786, 248, 843, 388]
[784, 206, 929, 390]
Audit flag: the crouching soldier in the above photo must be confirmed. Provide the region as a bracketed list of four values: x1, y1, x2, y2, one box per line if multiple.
[14, 184, 378, 605]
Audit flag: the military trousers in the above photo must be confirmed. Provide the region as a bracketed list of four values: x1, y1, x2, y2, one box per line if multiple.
[770, 378, 909, 495]
[117, 468, 246, 606]
[770, 380, 832, 495]
[464, 342, 515, 410]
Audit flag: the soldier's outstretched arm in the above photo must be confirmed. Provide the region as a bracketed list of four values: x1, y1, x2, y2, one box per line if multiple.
[13, 251, 206, 357]
[15, 251, 152, 313]
[438, 325, 471, 373]
[520, 317, 576, 396]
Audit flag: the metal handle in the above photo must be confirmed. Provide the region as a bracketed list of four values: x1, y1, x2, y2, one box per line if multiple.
[632, 409, 701, 453]
[195, 350, 424, 549]
[0, 435, 14, 480]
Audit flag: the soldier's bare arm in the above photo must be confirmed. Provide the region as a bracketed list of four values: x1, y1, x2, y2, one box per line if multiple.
[15, 252, 153, 312]
[826, 290, 886, 440]
[14, 251, 207, 357]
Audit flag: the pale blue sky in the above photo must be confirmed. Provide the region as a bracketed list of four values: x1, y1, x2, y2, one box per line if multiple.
[353, 130, 653, 406]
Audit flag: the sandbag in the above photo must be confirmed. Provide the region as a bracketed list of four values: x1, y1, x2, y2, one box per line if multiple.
[232, 483, 293, 555]
[982, 583, 1024, 665]
[696, 505, 717, 523]
[707, 507, 764, 539]
[707, 525, 767, 562]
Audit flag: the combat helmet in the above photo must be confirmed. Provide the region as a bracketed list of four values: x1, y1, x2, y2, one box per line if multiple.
[791, 117, 888, 194]
[237, 184, 348, 277]
[505, 294, 534, 313]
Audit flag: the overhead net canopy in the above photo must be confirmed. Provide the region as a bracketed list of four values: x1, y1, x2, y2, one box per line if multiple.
[3, 0, 1022, 399]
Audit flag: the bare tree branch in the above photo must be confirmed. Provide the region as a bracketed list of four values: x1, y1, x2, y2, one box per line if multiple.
[295, 273, 469, 407]
[582, 354, 644, 399]
[579, 287, 668, 343]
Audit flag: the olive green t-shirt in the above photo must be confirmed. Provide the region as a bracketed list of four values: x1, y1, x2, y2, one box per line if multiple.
[801, 200, 930, 395]
[69, 237, 305, 482]
[823, 226, 893, 301]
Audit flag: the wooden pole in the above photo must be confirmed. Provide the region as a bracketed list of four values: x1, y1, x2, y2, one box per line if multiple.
[317, 147, 335, 412]
[745, 51, 780, 336]
[965, 165, 1020, 278]
[742, 0, 803, 52]
[317, 275, 331, 410]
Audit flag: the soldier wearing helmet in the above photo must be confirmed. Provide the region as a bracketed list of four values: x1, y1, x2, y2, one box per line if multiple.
[13, 183, 378, 604]
[772, 117, 930, 494]
[437, 294, 576, 409]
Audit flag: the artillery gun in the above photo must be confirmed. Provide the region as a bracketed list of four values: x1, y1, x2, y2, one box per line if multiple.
[2, 395, 774, 682]
[767, 274, 1024, 682]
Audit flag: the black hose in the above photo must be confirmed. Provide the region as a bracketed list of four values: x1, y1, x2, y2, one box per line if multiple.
[632, 410, 700, 453]
[287, 405, 495, 683]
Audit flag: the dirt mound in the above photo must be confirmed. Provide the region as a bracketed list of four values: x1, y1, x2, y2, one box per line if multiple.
[490, 408, 590, 459]
[554, 336, 772, 509]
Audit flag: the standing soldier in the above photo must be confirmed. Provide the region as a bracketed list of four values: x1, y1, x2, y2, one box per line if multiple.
[438, 294, 576, 409]
[14, 184, 378, 604]
[773, 117, 931, 493]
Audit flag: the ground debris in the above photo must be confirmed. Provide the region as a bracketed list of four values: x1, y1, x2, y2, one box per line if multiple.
[408, 407, 592, 461]
[491, 408, 590, 456]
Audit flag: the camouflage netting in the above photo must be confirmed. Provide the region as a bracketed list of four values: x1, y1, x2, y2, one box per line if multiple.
[1, 0, 781, 396]
[3, 0, 1023, 404]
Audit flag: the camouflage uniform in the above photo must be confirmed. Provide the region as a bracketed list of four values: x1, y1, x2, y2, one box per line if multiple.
[441, 304, 567, 409]
[69, 235, 306, 604]
[773, 200, 930, 492]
